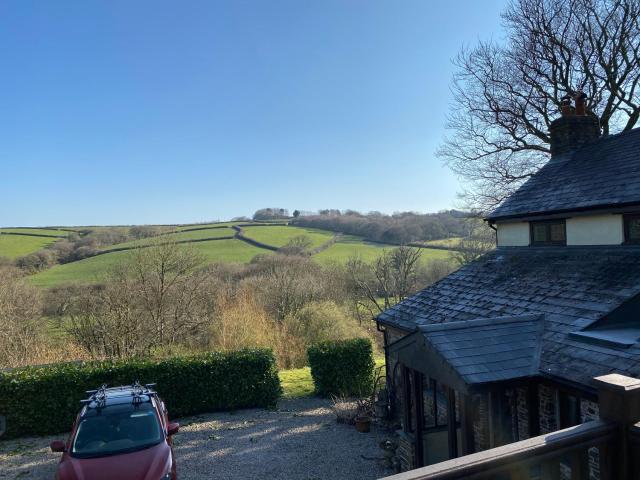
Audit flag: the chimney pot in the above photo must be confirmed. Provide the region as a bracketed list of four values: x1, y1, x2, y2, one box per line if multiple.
[560, 95, 572, 116]
[549, 93, 600, 157]
[574, 92, 587, 116]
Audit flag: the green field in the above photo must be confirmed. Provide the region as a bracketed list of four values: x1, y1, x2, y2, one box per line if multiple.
[242, 225, 334, 249]
[190, 238, 268, 263]
[103, 227, 236, 251]
[175, 222, 240, 231]
[31, 238, 269, 288]
[423, 237, 463, 248]
[314, 236, 451, 265]
[175, 221, 287, 232]
[30, 250, 133, 287]
[0, 235, 59, 259]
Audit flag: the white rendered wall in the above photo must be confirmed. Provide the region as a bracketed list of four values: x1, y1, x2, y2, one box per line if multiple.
[566, 214, 623, 245]
[496, 222, 530, 246]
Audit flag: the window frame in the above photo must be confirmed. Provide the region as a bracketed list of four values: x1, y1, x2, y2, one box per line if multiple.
[623, 214, 640, 244]
[529, 219, 567, 246]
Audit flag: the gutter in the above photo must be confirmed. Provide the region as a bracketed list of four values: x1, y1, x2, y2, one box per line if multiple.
[486, 200, 640, 223]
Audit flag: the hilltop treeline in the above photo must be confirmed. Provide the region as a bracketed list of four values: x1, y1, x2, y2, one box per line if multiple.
[253, 208, 290, 221]
[292, 210, 471, 244]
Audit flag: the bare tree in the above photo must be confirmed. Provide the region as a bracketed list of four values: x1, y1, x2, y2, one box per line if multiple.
[125, 242, 205, 345]
[247, 254, 326, 321]
[439, 0, 640, 212]
[452, 220, 496, 266]
[65, 284, 147, 359]
[278, 235, 314, 256]
[0, 267, 44, 367]
[346, 246, 423, 318]
[63, 242, 213, 358]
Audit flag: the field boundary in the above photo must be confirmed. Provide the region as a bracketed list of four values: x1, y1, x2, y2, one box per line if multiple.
[232, 226, 279, 251]
[0, 232, 66, 239]
[95, 235, 237, 255]
[310, 233, 342, 254]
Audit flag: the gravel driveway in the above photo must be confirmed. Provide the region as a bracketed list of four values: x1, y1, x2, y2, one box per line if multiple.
[0, 398, 392, 479]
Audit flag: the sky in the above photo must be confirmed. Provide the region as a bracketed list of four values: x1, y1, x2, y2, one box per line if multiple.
[0, 0, 507, 226]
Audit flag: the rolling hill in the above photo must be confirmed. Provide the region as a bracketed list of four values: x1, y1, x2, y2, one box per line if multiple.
[0, 221, 458, 288]
[0, 228, 72, 259]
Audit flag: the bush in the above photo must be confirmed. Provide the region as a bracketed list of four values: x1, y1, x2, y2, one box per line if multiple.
[307, 338, 374, 397]
[15, 250, 56, 272]
[0, 348, 281, 439]
[280, 301, 365, 369]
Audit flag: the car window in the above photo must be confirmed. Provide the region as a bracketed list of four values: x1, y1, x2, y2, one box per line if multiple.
[72, 408, 162, 458]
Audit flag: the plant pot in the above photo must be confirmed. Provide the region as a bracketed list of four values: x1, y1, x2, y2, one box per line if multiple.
[374, 400, 387, 419]
[355, 415, 371, 433]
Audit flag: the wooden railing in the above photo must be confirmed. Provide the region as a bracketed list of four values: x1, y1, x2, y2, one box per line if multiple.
[380, 374, 640, 480]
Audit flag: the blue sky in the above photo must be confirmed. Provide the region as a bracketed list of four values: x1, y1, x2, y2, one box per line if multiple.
[0, 0, 506, 226]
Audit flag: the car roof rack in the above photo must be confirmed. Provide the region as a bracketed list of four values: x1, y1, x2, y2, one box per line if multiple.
[131, 381, 157, 406]
[80, 382, 158, 409]
[80, 384, 108, 409]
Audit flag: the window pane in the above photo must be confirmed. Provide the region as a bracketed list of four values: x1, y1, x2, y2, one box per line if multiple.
[423, 376, 436, 428]
[404, 370, 415, 433]
[436, 383, 448, 426]
[532, 224, 547, 242]
[628, 218, 640, 241]
[550, 223, 565, 242]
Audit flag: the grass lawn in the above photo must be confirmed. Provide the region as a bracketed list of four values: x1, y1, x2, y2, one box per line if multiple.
[314, 236, 452, 265]
[103, 227, 236, 251]
[279, 367, 315, 398]
[31, 239, 268, 288]
[0, 235, 59, 259]
[279, 357, 386, 399]
[242, 225, 334, 249]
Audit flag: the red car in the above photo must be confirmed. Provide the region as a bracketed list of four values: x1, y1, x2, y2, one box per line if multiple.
[50, 383, 179, 480]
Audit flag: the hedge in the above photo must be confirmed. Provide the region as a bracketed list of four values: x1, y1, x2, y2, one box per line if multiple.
[307, 338, 374, 397]
[0, 348, 281, 439]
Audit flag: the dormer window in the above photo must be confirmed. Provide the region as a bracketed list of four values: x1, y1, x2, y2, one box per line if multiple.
[624, 214, 640, 244]
[530, 220, 566, 246]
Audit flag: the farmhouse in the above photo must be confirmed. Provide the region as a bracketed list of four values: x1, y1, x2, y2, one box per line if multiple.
[377, 93, 640, 473]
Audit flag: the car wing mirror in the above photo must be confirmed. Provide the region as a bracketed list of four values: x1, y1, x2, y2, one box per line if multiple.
[167, 422, 180, 436]
[50, 440, 66, 453]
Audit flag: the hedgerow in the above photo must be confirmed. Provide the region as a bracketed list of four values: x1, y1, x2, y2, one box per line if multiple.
[0, 348, 281, 439]
[307, 338, 374, 397]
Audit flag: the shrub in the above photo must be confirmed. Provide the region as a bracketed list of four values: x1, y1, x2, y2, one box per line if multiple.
[307, 338, 374, 397]
[330, 396, 359, 424]
[0, 348, 281, 439]
[279, 301, 365, 369]
[15, 250, 56, 272]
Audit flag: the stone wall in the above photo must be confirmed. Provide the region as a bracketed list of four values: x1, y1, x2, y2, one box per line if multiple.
[472, 394, 490, 452]
[515, 387, 530, 440]
[538, 384, 558, 434]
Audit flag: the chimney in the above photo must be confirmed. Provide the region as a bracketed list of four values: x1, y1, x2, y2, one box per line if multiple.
[549, 92, 600, 157]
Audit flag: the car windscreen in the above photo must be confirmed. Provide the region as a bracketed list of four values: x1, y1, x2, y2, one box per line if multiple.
[72, 404, 162, 458]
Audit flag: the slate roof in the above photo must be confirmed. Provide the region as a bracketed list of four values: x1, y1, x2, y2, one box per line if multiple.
[487, 127, 640, 221]
[377, 246, 640, 391]
[388, 316, 543, 390]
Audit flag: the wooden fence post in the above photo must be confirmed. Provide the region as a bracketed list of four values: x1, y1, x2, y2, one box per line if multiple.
[593, 374, 640, 480]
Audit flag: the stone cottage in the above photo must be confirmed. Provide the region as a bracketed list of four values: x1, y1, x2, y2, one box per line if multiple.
[377, 93, 640, 473]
